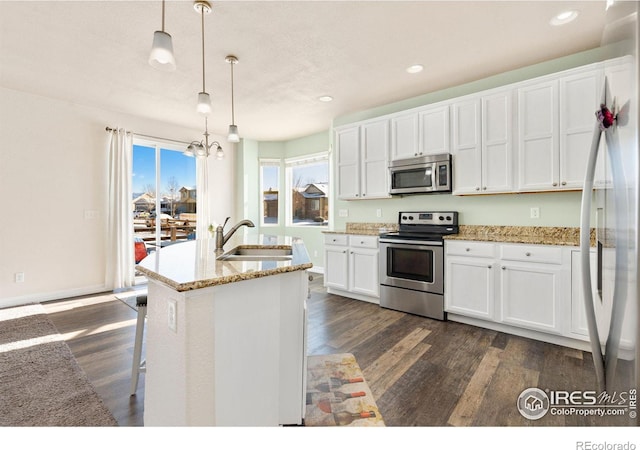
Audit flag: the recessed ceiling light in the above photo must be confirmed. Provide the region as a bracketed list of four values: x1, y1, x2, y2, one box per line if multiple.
[318, 95, 333, 102]
[406, 64, 424, 74]
[550, 10, 579, 26]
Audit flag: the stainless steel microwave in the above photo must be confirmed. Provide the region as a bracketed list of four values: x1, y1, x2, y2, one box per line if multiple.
[388, 154, 452, 195]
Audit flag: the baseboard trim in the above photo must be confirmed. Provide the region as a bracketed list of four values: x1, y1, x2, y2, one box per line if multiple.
[0, 284, 109, 309]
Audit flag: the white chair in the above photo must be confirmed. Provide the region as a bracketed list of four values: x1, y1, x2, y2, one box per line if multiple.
[130, 295, 147, 396]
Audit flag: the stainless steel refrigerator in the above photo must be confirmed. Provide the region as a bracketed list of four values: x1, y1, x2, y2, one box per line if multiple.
[579, 1, 638, 424]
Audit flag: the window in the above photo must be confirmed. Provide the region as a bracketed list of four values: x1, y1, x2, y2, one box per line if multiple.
[260, 159, 280, 226]
[285, 153, 329, 227]
[132, 139, 197, 267]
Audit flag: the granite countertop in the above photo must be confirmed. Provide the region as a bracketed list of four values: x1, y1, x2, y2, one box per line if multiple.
[136, 233, 313, 292]
[444, 225, 596, 247]
[324, 222, 595, 246]
[323, 222, 398, 236]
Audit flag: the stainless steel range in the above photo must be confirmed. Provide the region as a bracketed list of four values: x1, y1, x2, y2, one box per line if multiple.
[379, 211, 458, 320]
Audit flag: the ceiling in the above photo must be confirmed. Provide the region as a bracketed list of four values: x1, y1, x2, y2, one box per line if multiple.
[0, 1, 610, 141]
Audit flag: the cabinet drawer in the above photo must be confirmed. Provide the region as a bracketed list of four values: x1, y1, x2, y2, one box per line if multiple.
[324, 234, 348, 246]
[349, 235, 379, 249]
[500, 244, 562, 264]
[446, 240, 495, 258]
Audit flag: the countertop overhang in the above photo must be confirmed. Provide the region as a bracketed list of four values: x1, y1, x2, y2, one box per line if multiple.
[136, 234, 313, 292]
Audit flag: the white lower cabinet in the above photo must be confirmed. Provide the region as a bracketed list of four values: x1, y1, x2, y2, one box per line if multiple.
[324, 234, 379, 303]
[570, 248, 635, 352]
[445, 241, 496, 320]
[445, 240, 581, 346]
[499, 260, 563, 335]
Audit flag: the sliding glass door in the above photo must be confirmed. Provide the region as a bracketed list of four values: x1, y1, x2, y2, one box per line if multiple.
[132, 138, 197, 279]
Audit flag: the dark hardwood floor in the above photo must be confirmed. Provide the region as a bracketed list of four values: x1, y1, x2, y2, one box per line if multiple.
[43, 274, 634, 427]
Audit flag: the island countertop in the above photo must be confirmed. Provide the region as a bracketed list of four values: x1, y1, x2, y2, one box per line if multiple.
[136, 234, 313, 292]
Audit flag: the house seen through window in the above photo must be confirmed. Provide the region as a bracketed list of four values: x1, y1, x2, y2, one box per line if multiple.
[286, 153, 329, 226]
[260, 159, 280, 226]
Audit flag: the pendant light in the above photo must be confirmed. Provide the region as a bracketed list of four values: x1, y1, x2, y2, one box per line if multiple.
[225, 55, 240, 143]
[149, 0, 176, 71]
[195, 1, 212, 115]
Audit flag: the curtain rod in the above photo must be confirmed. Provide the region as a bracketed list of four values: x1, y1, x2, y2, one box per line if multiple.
[105, 127, 191, 146]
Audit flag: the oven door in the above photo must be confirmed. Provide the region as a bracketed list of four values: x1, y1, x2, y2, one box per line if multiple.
[379, 239, 444, 294]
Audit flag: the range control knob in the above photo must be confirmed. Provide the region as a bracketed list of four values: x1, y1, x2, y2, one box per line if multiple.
[439, 216, 444, 221]
[402, 215, 407, 220]
[408, 216, 414, 220]
[446, 216, 452, 221]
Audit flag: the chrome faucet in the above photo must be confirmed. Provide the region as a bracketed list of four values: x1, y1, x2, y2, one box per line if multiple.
[215, 217, 255, 251]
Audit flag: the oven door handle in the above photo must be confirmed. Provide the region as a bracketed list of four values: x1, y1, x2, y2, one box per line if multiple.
[379, 238, 443, 247]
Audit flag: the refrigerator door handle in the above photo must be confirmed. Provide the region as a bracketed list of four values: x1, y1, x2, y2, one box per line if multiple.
[580, 119, 606, 392]
[602, 124, 629, 392]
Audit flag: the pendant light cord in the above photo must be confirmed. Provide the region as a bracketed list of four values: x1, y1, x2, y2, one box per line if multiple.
[230, 61, 235, 124]
[201, 7, 206, 93]
[161, 0, 165, 31]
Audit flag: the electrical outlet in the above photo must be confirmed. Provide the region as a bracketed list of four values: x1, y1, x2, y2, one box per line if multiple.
[376, 209, 382, 218]
[530, 207, 540, 219]
[338, 209, 348, 217]
[313, 250, 318, 257]
[84, 209, 98, 220]
[14, 272, 25, 283]
[167, 299, 177, 332]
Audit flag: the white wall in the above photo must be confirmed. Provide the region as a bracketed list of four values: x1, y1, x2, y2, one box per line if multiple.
[0, 87, 234, 307]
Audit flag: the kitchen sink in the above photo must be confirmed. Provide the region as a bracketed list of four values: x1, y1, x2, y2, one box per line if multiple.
[217, 247, 293, 261]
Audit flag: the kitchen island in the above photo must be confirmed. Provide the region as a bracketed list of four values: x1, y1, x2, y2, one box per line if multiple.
[136, 234, 312, 426]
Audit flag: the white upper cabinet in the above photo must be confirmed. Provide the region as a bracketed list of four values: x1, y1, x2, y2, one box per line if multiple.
[360, 120, 391, 199]
[452, 89, 513, 195]
[335, 119, 390, 200]
[452, 98, 482, 194]
[335, 126, 361, 199]
[335, 58, 621, 197]
[518, 63, 603, 192]
[390, 112, 419, 160]
[517, 79, 560, 191]
[482, 90, 514, 193]
[419, 104, 450, 156]
[559, 65, 603, 189]
[391, 103, 450, 161]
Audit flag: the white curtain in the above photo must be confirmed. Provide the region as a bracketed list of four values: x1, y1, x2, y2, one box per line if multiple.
[105, 128, 134, 290]
[196, 155, 210, 239]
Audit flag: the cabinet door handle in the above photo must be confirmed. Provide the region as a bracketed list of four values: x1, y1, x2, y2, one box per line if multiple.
[465, 248, 470, 252]
[483, 186, 487, 190]
[342, 250, 347, 254]
[552, 182, 558, 187]
[488, 265, 492, 269]
[362, 193, 366, 197]
[350, 251, 354, 254]
[525, 252, 531, 256]
[414, 153, 418, 156]
[562, 181, 567, 186]
[360, 241, 365, 244]
[501, 266, 506, 270]
[475, 187, 480, 191]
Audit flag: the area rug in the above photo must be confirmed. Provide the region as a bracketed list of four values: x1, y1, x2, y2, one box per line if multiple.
[0, 304, 118, 426]
[305, 353, 384, 426]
